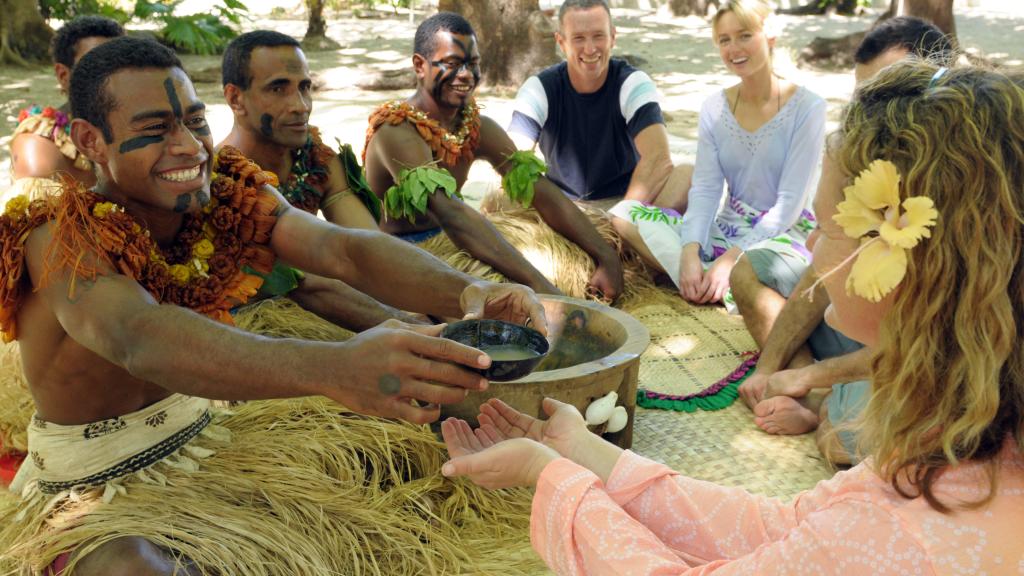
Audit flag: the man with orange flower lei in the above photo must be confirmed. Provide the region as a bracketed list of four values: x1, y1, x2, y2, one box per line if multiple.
[363, 12, 624, 301]
[0, 37, 548, 575]
[5, 16, 124, 203]
[219, 30, 427, 331]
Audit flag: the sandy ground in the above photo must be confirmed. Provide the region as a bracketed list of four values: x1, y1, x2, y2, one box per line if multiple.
[0, 3, 1022, 196]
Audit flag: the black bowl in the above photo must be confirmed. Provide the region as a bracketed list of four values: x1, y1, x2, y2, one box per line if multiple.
[441, 319, 550, 382]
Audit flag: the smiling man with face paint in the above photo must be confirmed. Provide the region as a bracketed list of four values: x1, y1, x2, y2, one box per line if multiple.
[0, 36, 551, 575]
[363, 12, 624, 301]
[219, 30, 427, 332]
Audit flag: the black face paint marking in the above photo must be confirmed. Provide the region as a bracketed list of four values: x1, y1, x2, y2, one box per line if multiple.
[173, 193, 191, 213]
[431, 63, 450, 102]
[431, 35, 479, 101]
[192, 124, 211, 137]
[164, 78, 183, 119]
[197, 190, 210, 207]
[260, 113, 274, 138]
[119, 135, 165, 154]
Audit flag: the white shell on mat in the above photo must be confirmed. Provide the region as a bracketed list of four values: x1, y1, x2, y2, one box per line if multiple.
[585, 390, 618, 425]
[605, 405, 628, 433]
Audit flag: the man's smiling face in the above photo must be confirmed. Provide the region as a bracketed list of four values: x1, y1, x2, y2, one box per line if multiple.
[556, 6, 616, 90]
[419, 31, 481, 110]
[100, 66, 213, 214]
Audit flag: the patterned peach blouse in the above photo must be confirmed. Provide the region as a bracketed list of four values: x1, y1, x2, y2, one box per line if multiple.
[531, 442, 1024, 575]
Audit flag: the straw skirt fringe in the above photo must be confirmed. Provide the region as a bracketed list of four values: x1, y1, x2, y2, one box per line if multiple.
[0, 343, 31, 456]
[0, 302, 540, 575]
[0, 397, 540, 575]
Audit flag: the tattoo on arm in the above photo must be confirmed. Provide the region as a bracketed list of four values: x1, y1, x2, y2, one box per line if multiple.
[378, 374, 401, 395]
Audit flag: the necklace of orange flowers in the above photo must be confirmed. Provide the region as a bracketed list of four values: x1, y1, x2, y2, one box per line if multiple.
[368, 100, 481, 167]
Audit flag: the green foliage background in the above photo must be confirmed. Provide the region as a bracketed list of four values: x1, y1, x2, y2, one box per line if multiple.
[38, 0, 248, 54]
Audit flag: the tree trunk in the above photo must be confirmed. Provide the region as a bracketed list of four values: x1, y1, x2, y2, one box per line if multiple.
[798, 0, 956, 68]
[301, 0, 341, 52]
[305, 0, 327, 38]
[669, 0, 720, 17]
[0, 0, 52, 66]
[779, 0, 861, 16]
[438, 0, 559, 87]
[895, 0, 955, 36]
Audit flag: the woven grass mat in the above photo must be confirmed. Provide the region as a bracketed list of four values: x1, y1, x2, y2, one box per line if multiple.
[622, 294, 835, 499]
[624, 299, 757, 399]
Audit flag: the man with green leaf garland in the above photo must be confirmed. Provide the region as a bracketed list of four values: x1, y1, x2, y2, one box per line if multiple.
[220, 31, 426, 330]
[364, 12, 624, 301]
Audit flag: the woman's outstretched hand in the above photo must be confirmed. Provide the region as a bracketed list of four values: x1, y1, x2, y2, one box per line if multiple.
[474, 397, 588, 459]
[440, 418, 559, 489]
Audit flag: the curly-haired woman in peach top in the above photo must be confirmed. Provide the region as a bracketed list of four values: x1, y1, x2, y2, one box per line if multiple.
[440, 60, 1024, 575]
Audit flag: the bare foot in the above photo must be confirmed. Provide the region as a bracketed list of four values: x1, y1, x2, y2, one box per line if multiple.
[753, 396, 819, 435]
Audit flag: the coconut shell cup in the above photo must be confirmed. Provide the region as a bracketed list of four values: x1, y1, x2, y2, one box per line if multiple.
[441, 319, 550, 382]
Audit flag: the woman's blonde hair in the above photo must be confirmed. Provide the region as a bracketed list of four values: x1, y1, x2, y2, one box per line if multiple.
[711, 0, 777, 43]
[836, 61, 1024, 511]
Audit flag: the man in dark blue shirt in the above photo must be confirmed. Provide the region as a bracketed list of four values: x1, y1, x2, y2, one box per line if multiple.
[508, 0, 691, 205]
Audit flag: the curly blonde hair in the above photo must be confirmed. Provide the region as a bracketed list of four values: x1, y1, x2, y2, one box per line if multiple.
[835, 61, 1024, 511]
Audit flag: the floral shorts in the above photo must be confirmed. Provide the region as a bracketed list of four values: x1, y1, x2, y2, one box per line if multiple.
[609, 197, 815, 313]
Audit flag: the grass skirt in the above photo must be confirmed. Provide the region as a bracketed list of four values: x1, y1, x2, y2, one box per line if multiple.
[0, 302, 540, 574]
[0, 398, 540, 575]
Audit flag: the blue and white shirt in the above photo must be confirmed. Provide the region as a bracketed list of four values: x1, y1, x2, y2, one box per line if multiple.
[509, 58, 664, 200]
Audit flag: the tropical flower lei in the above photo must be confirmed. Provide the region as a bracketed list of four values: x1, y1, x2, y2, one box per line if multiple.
[13, 105, 91, 171]
[0, 147, 279, 341]
[279, 126, 334, 214]
[364, 99, 481, 168]
[827, 159, 939, 302]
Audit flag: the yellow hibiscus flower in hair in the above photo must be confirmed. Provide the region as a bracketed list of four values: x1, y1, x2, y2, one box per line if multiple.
[831, 159, 938, 303]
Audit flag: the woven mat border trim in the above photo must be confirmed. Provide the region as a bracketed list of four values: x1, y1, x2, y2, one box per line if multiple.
[636, 351, 759, 412]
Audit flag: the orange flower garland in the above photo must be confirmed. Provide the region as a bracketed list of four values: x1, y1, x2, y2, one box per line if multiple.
[364, 100, 480, 168]
[0, 147, 280, 342]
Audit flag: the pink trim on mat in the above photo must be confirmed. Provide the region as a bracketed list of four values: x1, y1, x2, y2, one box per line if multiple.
[642, 351, 759, 401]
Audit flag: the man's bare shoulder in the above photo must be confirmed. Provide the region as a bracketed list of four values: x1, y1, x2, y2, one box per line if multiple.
[10, 133, 65, 179]
[369, 121, 431, 154]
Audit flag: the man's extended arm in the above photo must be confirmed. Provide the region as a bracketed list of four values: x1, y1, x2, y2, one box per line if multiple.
[623, 124, 674, 204]
[26, 224, 487, 423]
[268, 189, 548, 326]
[368, 124, 559, 295]
[289, 273, 429, 331]
[478, 117, 623, 300]
[320, 154, 379, 231]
